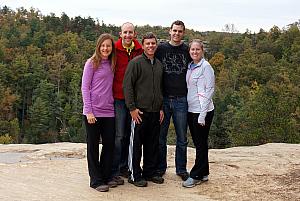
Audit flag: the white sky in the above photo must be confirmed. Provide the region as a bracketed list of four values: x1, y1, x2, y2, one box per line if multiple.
[1, 0, 299, 33]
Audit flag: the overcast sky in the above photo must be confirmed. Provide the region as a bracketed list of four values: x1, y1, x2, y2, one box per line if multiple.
[1, 0, 299, 33]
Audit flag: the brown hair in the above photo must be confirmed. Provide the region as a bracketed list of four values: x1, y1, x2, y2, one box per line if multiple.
[170, 20, 185, 31]
[141, 32, 157, 44]
[91, 33, 116, 71]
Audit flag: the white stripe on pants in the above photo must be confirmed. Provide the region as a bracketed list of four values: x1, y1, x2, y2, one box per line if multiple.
[128, 120, 135, 181]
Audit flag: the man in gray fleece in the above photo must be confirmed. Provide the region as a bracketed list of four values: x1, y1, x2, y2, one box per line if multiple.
[123, 32, 164, 187]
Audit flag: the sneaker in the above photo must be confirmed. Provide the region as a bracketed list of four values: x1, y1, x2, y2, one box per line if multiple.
[128, 178, 148, 187]
[182, 177, 201, 188]
[95, 184, 109, 192]
[177, 172, 189, 181]
[202, 175, 209, 182]
[113, 176, 125, 185]
[145, 176, 164, 184]
[107, 180, 117, 188]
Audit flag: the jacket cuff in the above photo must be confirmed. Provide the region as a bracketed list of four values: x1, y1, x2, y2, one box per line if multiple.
[128, 104, 136, 111]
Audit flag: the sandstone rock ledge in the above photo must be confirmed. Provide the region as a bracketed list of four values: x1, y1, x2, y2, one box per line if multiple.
[0, 143, 299, 201]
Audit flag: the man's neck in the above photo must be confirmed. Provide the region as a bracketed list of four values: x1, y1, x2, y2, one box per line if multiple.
[169, 40, 182, 46]
[144, 52, 154, 60]
[122, 40, 134, 48]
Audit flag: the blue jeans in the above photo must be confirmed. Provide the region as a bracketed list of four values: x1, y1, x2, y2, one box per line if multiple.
[158, 96, 188, 174]
[111, 99, 132, 177]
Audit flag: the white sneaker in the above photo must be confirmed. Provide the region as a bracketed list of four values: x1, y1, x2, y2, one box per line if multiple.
[202, 175, 209, 182]
[182, 177, 201, 188]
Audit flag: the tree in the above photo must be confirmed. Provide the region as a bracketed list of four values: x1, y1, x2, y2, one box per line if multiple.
[27, 80, 56, 143]
[227, 74, 300, 146]
[0, 84, 20, 143]
[222, 23, 238, 33]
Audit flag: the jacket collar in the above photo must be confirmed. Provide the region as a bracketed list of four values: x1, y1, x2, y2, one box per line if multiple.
[188, 57, 205, 70]
[142, 52, 156, 64]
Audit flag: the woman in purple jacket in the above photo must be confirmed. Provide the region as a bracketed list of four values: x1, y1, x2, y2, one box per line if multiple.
[81, 33, 116, 192]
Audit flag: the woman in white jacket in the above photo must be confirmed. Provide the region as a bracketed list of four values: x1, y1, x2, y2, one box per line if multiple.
[183, 39, 215, 188]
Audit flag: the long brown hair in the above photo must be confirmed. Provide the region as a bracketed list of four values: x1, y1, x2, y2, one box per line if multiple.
[91, 33, 116, 71]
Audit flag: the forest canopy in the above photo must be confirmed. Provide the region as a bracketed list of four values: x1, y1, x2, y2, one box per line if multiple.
[0, 6, 299, 147]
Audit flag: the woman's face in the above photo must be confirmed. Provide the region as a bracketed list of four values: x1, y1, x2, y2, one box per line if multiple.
[99, 39, 113, 59]
[189, 42, 203, 63]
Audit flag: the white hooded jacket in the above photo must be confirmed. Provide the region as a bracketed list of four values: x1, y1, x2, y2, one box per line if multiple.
[186, 58, 215, 124]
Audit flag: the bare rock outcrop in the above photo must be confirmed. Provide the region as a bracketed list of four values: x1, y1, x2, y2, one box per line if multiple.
[0, 143, 299, 201]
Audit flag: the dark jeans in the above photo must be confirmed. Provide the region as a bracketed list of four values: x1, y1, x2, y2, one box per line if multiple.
[158, 96, 188, 174]
[84, 116, 115, 188]
[111, 99, 131, 177]
[187, 110, 214, 179]
[128, 112, 160, 181]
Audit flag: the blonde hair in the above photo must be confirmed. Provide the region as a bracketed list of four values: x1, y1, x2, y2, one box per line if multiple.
[91, 33, 116, 71]
[189, 39, 204, 51]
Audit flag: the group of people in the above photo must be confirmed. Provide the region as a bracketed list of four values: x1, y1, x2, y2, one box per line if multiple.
[81, 20, 215, 192]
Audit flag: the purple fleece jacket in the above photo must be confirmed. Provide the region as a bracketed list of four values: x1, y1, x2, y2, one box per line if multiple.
[81, 58, 114, 117]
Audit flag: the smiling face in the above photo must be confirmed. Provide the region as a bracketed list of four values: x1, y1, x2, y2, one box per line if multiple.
[169, 24, 185, 45]
[142, 38, 157, 59]
[99, 39, 113, 59]
[120, 22, 136, 47]
[189, 41, 204, 63]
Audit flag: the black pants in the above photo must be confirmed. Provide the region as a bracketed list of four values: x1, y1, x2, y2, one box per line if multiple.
[187, 110, 214, 179]
[84, 116, 115, 188]
[128, 111, 160, 181]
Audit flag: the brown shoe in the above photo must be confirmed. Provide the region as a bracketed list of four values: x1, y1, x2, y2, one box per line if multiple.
[107, 180, 117, 188]
[95, 184, 109, 192]
[113, 176, 125, 185]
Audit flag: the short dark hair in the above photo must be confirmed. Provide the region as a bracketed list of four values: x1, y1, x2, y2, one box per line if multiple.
[170, 20, 185, 30]
[142, 32, 157, 44]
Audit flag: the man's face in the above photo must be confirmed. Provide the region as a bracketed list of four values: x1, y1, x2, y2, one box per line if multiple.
[169, 24, 185, 45]
[143, 38, 157, 58]
[120, 23, 136, 47]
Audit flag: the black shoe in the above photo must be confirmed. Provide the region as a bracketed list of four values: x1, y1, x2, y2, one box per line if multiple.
[145, 176, 164, 184]
[177, 172, 189, 181]
[157, 170, 165, 177]
[119, 169, 130, 178]
[128, 178, 148, 187]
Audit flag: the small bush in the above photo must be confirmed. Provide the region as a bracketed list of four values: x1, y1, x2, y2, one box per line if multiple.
[0, 134, 13, 144]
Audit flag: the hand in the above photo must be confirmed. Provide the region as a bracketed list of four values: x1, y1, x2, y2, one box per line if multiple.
[198, 114, 206, 126]
[130, 109, 143, 124]
[199, 122, 205, 126]
[159, 110, 164, 124]
[86, 113, 97, 124]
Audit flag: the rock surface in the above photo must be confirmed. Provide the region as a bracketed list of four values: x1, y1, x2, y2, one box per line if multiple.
[0, 143, 299, 201]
